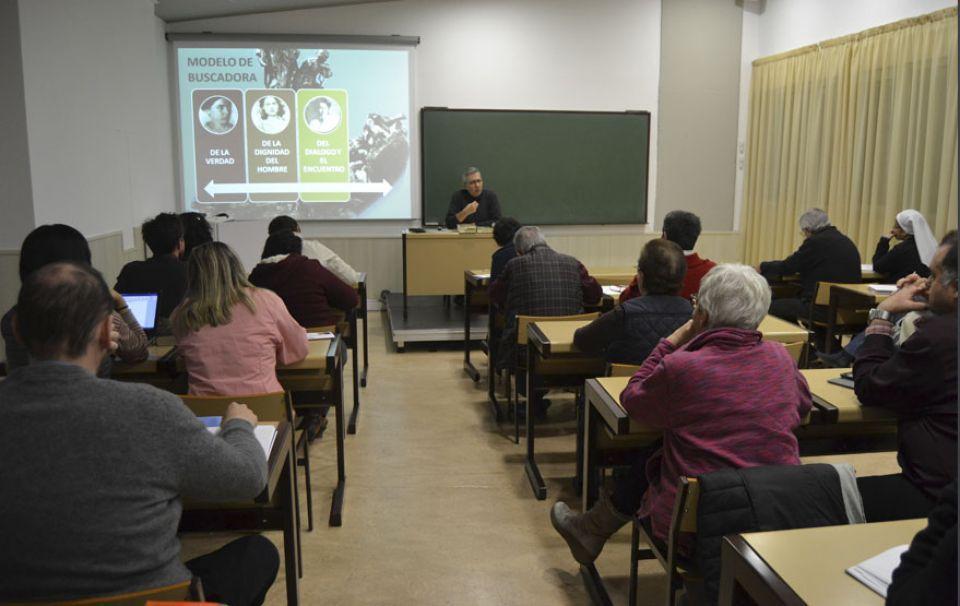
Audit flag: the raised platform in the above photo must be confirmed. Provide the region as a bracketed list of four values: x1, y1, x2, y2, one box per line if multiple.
[384, 292, 488, 350]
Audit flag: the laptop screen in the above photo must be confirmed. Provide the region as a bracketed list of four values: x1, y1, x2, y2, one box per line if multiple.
[120, 293, 158, 330]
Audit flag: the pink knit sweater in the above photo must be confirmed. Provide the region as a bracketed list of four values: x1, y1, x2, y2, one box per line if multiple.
[620, 327, 812, 541]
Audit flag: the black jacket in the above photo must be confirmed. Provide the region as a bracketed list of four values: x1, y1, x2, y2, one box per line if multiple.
[888, 480, 958, 606]
[114, 255, 188, 322]
[444, 189, 502, 228]
[490, 243, 516, 282]
[573, 295, 691, 364]
[873, 236, 930, 282]
[760, 226, 861, 302]
[854, 312, 958, 498]
[695, 464, 849, 604]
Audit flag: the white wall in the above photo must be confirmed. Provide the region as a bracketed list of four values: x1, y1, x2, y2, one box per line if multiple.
[17, 0, 176, 245]
[756, 0, 956, 58]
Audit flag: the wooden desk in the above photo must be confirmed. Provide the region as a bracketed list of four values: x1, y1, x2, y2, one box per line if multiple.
[720, 519, 925, 606]
[180, 421, 300, 605]
[353, 272, 370, 389]
[825, 283, 891, 354]
[113, 337, 350, 528]
[402, 230, 498, 315]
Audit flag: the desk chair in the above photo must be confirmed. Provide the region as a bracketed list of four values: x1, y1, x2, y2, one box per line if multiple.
[629, 477, 701, 606]
[511, 312, 599, 443]
[15, 579, 202, 605]
[799, 282, 867, 354]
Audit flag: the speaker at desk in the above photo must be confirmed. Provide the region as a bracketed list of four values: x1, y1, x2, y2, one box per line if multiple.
[421, 108, 650, 226]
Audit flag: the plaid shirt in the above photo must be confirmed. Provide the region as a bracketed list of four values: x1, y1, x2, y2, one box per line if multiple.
[490, 244, 601, 366]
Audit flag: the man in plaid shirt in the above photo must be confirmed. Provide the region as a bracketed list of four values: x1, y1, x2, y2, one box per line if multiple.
[489, 226, 602, 377]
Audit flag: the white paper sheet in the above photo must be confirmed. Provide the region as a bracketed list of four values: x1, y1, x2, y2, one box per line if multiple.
[845, 544, 909, 597]
[307, 331, 336, 341]
[207, 424, 277, 458]
[867, 284, 897, 294]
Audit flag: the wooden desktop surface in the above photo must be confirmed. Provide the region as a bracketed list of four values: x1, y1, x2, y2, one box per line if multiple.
[833, 283, 892, 302]
[739, 519, 925, 605]
[113, 339, 335, 376]
[800, 369, 898, 423]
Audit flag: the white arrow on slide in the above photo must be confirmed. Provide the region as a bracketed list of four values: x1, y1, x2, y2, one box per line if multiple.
[204, 179, 392, 197]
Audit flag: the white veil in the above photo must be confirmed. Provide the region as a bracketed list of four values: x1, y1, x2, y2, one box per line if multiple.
[896, 209, 938, 267]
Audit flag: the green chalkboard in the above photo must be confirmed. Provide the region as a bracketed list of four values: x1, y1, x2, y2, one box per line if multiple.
[420, 108, 650, 226]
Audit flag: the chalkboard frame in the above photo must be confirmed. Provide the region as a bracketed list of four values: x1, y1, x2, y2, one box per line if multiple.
[419, 107, 651, 227]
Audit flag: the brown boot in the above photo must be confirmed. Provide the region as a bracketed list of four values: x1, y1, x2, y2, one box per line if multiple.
[550, 491, 631, 564]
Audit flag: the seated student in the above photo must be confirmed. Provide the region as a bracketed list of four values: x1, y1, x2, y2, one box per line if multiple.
[887, 479, 957, 606]
[489, 226, 602, 369]
[114, 213, 188, 334]
[619, 210, 716, 304]
[551, 264, 811, 564]
[490, 217, 521, 281]
[574, 239, 692, 364]
[0, 262, 278, 604]
[268, 215, 360, 285]
[853, 232, 957, 522]
[759, 208, 861, 348]
[249, 229, 359, 328]
[180, 212, 214, 258]
[1, 224, 147, 374]
[873, 209, 936, 282]
[172, 241, 308, 396]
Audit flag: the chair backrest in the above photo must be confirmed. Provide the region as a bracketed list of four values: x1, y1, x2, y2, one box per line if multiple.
[516, 312, 600, 345]
[14, 580, 193, 606]
[180, 391, 290, 422]
[673, 477, 700, 535]
[812, 282, 868, 325]
[607, 363, 642, 377]
[812, 281, 835, 307]
[781, 341, 804, 363]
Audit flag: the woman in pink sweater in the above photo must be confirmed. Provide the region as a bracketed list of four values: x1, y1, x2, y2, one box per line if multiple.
[552, 264, 812, 564]
[172, 242, 308, 396]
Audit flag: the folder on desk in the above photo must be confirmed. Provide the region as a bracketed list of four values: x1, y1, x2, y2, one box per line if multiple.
[846, 544, 909, 597]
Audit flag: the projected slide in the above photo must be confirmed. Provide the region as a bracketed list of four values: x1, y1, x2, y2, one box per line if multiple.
[175, 46, 412, 220]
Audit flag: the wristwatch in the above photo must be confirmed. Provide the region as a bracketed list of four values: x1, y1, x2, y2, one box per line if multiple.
[868, 308, 893, 323]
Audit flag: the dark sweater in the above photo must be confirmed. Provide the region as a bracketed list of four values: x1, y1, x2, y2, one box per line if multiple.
[872, 236, 930, 282]
[115, 255, 188, 322]
[444, 189, 502, 228]
[249, 253, 359, 328]
[887, 480, 958, 606]
[0, 361, 267, 600]
[760, 226, 862, 302]
[574, 295, 692, 364]
[490, 243, 516, 281]
[853, 312, 958, 498]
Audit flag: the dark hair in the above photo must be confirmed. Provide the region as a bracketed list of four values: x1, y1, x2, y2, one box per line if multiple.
[941, 230, 957, 285]
[16, 262, 112, 360]
[493, 217, 521, 246]
[180, 212, 213, 258]
[18, 224, 92, 283]
[662, 210, 702, 251]
[142, 213, 183, 256]
[638, 239, 687, 296]
[268, 215, 299, 235]
[261, 230, 302, 259]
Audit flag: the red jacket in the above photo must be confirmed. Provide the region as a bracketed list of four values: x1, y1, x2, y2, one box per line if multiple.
[619, 252, 716, 303]
[249, 254, 358, 328]
[620, 328, 811, 541]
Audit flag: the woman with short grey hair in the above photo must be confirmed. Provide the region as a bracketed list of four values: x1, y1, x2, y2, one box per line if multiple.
[551, 263, 811, 568]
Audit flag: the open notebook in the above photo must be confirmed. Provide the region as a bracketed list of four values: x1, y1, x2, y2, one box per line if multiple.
[846, 544, 909, 597]
[200, 416, 277, 458]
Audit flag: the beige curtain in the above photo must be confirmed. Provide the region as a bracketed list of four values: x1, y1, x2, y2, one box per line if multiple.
[743, 8, 958, 265]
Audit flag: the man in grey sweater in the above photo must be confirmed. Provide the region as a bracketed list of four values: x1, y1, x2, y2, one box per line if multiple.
[0, 262, 279, 604]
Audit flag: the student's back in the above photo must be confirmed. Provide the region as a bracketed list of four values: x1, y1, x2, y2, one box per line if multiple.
[250, 253, 357, 328]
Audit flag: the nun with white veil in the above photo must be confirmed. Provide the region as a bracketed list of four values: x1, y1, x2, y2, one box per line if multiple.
[872, 209, 938, 282]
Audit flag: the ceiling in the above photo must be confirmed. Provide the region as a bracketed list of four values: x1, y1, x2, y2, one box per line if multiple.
[155, 0, 396, 23]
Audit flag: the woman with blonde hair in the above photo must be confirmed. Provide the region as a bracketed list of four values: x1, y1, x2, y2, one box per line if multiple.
[172, 241, 308, 395]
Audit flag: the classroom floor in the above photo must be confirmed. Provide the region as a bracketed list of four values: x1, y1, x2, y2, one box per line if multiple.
[180, 313, 901, 605]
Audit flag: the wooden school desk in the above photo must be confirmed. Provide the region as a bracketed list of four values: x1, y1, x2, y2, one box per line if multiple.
[580, 368, 899, 510]
[112, 336, 350, 528]
[179, 421, 301, 605]
[719, 519, 926, 606]
[402, 230, 498, 315]
[524, 315, 810, 500]
[353, 272, 370, 388]
[824, 283, 891, 353]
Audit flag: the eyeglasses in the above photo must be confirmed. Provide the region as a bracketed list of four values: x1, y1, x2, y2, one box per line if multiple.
[467, 179, 483, 185]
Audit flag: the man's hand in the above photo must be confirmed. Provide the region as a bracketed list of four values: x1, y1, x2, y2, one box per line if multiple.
[878, 280, 929, 315]
[896, 273, 924, 289]
[224, 402, 258, 428]
[457, 201, 480, 222]
[110, 289, 127, 311]
[108, 315, 121, 353]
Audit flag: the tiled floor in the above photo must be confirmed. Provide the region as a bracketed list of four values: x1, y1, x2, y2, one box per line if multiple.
[181, 314, 900, 605]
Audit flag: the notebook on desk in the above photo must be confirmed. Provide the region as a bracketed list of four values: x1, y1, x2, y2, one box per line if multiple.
[120, 293, 159, 332]
[200, 416, 277, 457]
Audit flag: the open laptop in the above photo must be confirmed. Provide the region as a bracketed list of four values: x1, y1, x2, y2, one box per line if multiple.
[119, 293, 159, 335]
